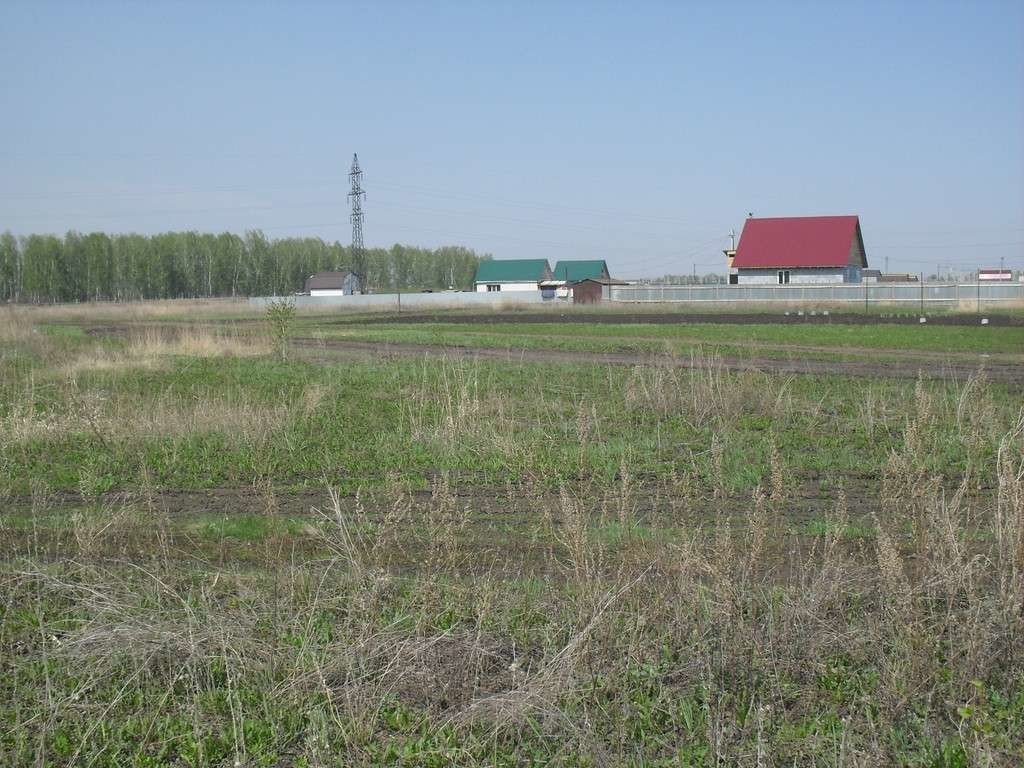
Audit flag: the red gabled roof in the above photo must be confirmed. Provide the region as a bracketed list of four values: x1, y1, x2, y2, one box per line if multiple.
[732, 215, 864, 269]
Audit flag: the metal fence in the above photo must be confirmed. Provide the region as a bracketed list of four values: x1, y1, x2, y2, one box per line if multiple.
[609, 282, 1024, 308]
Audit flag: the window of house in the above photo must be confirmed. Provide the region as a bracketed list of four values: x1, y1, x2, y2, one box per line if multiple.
[487, 284, 501, 292]
[777, 270, 790, 285]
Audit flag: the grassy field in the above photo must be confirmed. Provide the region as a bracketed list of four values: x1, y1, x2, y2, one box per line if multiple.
[303, 319, 1024, 362]
[2, 301, 1023, 766]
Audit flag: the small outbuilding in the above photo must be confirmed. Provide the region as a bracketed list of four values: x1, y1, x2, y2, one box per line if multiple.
[571, 277, 629, 304]
[474, 259, 552, 292]
[730, 215, 868, 285]
[304, 271, 361, 296]
[541, 260, 614, 299]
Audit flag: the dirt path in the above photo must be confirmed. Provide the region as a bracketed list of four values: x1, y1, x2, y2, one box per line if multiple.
[295, 337, 1024, 387]
[327, 326, 1024, 365]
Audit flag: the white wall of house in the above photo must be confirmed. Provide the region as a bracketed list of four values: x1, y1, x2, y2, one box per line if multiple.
[310, 288, 348, 296]
[474, 281, 541, 293]
[737, 268, 851, 285]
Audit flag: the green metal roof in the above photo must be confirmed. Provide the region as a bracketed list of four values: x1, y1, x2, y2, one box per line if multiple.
[552, 260, 609, 282]
[474, 259, 551, 283]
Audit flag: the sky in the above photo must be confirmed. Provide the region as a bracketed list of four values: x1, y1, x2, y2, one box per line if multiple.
[1, 1, 1022, 278]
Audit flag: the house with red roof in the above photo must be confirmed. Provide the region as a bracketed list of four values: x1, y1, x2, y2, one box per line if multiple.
[729, 215, 868, 285]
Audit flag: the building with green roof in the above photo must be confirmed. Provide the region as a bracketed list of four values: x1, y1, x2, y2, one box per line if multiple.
[551, 260, 610, 283]
[474, 259, 552, 293]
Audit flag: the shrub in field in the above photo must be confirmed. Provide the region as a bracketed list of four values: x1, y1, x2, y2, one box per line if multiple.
[265, 298, 297, 360]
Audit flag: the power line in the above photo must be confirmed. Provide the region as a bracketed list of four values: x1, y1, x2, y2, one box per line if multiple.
[368, 199, 714, 243]
[0, 179, 343, 201]
[871, 240, 1024, 250]
[370, 178, 707, 227]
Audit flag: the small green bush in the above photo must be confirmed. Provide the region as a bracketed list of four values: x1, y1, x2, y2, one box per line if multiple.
[265, 298, 297, 359]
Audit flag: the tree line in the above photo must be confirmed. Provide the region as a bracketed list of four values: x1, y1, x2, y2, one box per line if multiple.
[0, 230, 491, 303]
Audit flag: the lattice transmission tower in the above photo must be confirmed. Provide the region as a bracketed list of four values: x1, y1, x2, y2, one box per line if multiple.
[348, 153, 366, 292]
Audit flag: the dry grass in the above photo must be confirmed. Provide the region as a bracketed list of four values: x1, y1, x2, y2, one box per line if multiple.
[124, 324, 269, 358]
[0, 305, 38, 344]
[2, 378, 292, 445]
[623, 348, 794, 430]
[7, 448, 1023, 765]
[402, 357, 525, 460]
[59, 325, 270, 377]
[3, 297, 255, 324]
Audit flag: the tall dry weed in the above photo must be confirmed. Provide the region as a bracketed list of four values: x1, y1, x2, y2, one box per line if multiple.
[0, 306, 37, 344]
[405, 358, 517, 460]
[995, 411, 1024, 605]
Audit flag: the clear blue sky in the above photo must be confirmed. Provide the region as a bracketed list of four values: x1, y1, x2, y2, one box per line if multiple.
[2, 1, 1022, 277]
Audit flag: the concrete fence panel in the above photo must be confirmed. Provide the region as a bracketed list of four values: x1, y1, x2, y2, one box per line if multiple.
[249, 291, 547, 311]
[608, 283, 1024, 308]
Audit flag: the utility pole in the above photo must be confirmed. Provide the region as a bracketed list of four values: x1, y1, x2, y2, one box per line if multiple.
[920, 272, 924, 315]
[692, 263, 696, 284]
[884, 255, 889, 274]
[348, 154, 367, 293]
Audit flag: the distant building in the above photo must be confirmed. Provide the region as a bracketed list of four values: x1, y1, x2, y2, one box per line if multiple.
[473, 259, 552, 293]
[304, 271, 361, 296]
[978, 269, 1013, 281]
[730, 215, 868, 285]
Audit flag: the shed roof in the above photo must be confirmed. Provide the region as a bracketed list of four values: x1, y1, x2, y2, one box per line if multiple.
[571, 277, 628, 286]
[305, 271, 353, 291]
[733, 216, 865, 269]
[552, 260, 609, 282]
[474, 259, 551, 283]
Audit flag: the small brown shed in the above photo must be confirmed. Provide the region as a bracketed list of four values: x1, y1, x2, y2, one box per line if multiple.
[571, 277, 628, 304]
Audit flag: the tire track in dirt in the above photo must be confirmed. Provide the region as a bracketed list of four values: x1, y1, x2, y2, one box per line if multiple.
[294, 337, 1024, 388]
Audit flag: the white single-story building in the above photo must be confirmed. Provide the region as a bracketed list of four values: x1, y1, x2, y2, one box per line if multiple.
[304, 271, 361, 296]
[473, 259, 552, 292]
[978, 269, 1013, 282]
[729, 215, 868, 285]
